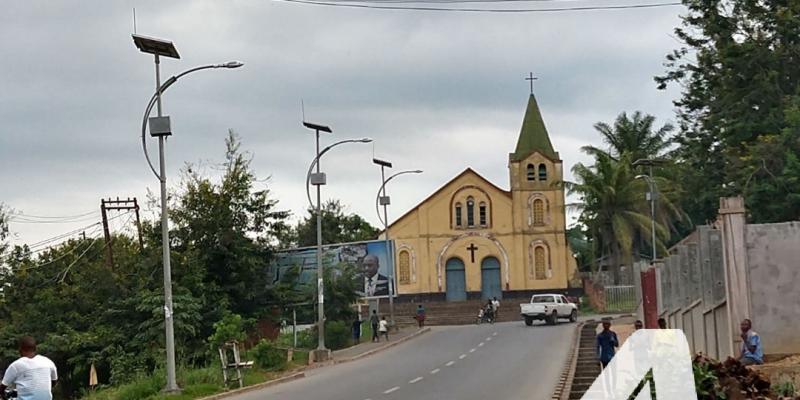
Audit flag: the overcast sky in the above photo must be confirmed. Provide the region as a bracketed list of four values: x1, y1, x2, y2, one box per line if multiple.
[1, 0, 683, 248]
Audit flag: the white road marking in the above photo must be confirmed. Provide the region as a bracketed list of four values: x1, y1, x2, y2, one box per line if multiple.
[478, 342, 485, 347]
[493, 332, 498, 336]
[459, 354, 467, 359]
[430, 368, 441, 374]
[446, 361, 455, 367]
[486, 337, 492, 341]
[410, 377, 423, 384]
[469, 348, 476, 353]
[384, 386, 400, 394]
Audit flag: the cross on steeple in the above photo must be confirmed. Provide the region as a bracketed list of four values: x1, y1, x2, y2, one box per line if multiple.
[525, 72, 538, 95]
[467, 243, 478, 263]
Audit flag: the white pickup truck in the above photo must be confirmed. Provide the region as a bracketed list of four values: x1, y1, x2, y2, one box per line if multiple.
[520, 294, 578, 326]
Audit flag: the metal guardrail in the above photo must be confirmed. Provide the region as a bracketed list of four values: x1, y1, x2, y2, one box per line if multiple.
[605, 285, 637, 312]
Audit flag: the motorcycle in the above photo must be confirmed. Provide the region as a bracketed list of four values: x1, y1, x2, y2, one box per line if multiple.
[2, 389, 18, 400]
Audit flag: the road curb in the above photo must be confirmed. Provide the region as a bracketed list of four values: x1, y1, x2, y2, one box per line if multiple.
[196, 371, 306, 400]
[552, 321, 584, 400]
[334, 327, 432, 365]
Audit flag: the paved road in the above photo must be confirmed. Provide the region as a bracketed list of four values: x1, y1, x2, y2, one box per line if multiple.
[230, 319, 578, 400]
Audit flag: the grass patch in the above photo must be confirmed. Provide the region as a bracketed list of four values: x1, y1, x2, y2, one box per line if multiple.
[83, 366, 284, 400]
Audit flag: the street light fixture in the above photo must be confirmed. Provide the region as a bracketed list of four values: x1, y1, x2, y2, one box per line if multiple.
[373, 162, 423, 328]
[303, 122, 371, 360]
[134, 34, 242, 393]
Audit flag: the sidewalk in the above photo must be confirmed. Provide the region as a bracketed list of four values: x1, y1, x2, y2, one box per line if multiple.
[331, 326, 430, 361]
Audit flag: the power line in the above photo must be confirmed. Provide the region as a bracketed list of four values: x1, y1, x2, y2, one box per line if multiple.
[273, 0, 682, 12]
[15, 211, 132, 257]
[9, 210, 97, 220]
[16, 226, 104, 272]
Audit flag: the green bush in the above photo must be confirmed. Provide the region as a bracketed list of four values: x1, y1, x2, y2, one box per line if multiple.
[251, 340, 287, 370]
[208, 313, 252, 349]
[773, 379, 797, 397]
[276, 328, 317, 349]
[325, 320, 351, 350]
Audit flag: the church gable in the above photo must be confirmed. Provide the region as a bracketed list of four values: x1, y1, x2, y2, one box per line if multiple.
[388, 168, 511, 235]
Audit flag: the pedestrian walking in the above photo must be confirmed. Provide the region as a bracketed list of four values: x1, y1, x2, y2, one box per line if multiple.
[491, 297, 500, 320]
[597, 320, 619, 368]
[379, 316, 389, 341]
[738, 318, 764, 366]
[634, 320, 644, 330]
[414, 304, 426, 328]
[657, 318, 668, 329]
[370, 310, 380, 342]
[352, 315, 362, 344]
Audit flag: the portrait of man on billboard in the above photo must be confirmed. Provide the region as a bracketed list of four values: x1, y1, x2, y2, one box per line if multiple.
[361, 254, 389, 297]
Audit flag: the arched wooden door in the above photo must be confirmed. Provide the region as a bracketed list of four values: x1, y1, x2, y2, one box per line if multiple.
[445, 257, 467, 302]
[481, 256, 502, 300]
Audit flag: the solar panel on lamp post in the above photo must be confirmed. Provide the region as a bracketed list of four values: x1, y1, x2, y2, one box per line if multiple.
[302, 121, 371, 361]
[133, 34, 243, 393]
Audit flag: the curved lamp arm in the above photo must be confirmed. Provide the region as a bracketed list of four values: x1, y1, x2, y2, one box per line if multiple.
[304, 138, 373, 209]
[375, 170, 423, 226]
[634, 174, 656, 192]
[141, 61, 244, 180]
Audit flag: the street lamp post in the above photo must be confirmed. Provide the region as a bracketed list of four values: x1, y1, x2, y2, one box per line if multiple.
[633, 158, 667, 262]
[303, 122, 371, 359]
[372, 161, 422, 328]
[134, 34, 243, 393]
[635, 174, 658, 262]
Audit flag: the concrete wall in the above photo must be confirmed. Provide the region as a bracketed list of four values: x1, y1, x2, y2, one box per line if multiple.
[645, 206, 800, 358]
[641, 225, 733, 358]
[746, 222, 800, 355]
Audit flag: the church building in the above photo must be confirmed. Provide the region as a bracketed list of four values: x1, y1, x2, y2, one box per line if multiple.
[387, 94, 578, 301]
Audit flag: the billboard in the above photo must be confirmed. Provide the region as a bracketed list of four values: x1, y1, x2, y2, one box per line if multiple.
[269, 239, 395, 299]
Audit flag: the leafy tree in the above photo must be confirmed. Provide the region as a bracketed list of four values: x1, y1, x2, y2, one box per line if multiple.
[567, 153, 672, 283]
[0, 204, 9, 257]
[170, 130, 290, 319]
[0, 131, 295, 397]
[283, 200, 378, 248]
[582, 111, 674, 163]
[566, 225, 592, 272]
[656, 0, 800, 224]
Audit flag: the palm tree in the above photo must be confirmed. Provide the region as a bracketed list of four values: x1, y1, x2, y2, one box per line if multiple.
[582, 111, 674, 162]
[567, 153, 669, 284]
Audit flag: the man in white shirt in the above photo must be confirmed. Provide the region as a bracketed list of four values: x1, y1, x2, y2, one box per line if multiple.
[1, 337, 58, 400]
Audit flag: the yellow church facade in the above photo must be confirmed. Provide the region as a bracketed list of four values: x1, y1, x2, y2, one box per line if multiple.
[388, 94, 577, 301]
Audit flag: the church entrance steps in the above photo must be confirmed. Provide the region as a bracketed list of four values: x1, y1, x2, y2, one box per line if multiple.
[367, 299, 522, 326]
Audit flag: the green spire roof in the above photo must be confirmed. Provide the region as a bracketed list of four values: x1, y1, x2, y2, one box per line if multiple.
[511, 94, 558, 161]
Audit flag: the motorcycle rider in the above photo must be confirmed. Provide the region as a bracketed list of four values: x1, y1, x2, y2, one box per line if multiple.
[1, 337, 57, 400]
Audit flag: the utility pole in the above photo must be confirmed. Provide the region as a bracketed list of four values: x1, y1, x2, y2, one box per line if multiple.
[100, 197, 144, 267]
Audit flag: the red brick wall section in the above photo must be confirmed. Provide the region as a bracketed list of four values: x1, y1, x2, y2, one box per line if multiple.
[582, 277, 606, 313]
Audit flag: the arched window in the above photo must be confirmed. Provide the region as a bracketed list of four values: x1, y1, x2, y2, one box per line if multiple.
[534, 246, 547, 280]
[538, 164, 547, 181]
[466, 197, 475, 227]
[398, 250, 411, 285]
[533, 199, 545, 226]
[526, 164, 536, 181]
[479, 202, 487, 226]
[455, 203, 463, 227]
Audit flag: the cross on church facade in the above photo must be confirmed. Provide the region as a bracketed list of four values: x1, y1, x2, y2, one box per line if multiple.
[525, 72, 538, 94]
[467, 243, 478, 263]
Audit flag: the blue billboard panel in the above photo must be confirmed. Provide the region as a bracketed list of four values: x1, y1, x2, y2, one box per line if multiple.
[269, 239, 395, 299]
